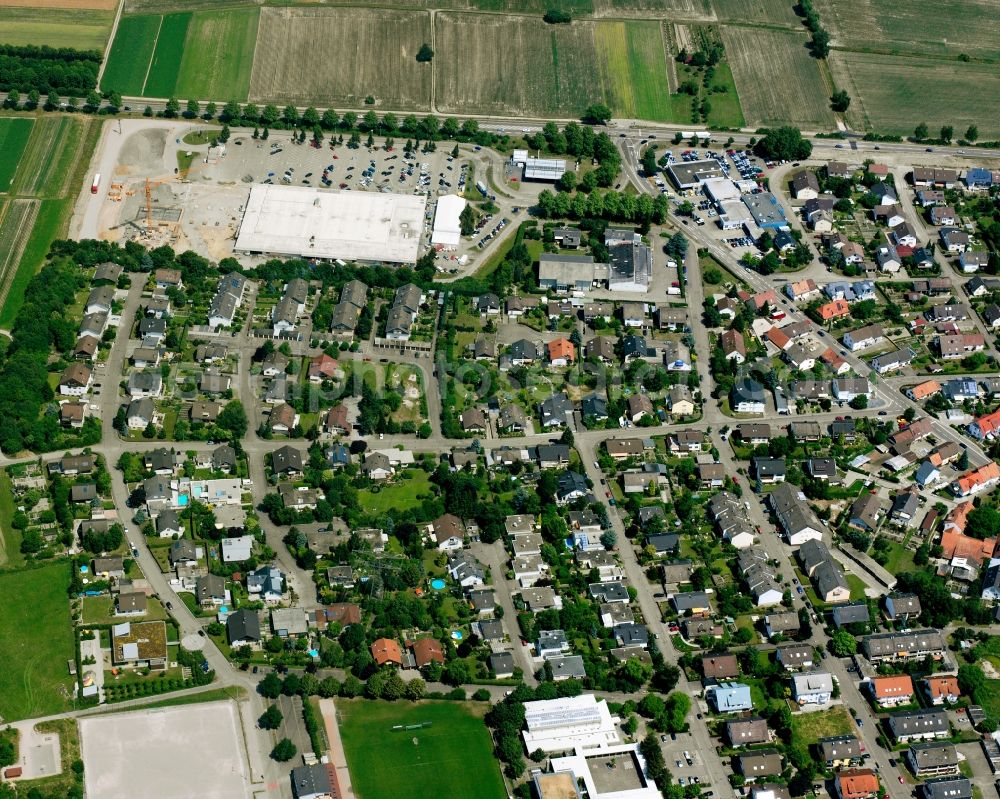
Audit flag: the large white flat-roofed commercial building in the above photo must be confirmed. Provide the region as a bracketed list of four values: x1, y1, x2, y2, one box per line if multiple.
[431, 194, 466, 249]
[522, 694, 621, 753]
[513, 149, 567, 182]
[668, 159, 726, 190]
[235, 184, 426, 264]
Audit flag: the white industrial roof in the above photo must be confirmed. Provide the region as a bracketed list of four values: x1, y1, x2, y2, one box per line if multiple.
[431, 194, 466, 248]
[524, 157, 566, 181]
[704, 178, 742, 204]
[235, 184, 426, 264]
[522, 694, 621, 753]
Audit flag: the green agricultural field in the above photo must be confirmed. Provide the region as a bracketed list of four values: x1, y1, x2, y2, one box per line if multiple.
[174, 9, 259, 100]
[0, 7, 113, 51]
[815, 0, 1000, 61]
[124, 0, 255, 11]
[0, 563, 77, 721]
[143, 12, 192, 97]
[721, 25, 836, 128]
[101, 14, 161, 95]
[594, 21, 673, 122]
[249, 7, 432, 108]
[10, 116, 81, 198]
[0, 199, 41, 317]
[0, 116, 99, 328]
[0, 117, 33, 192]
[339, 700, 506, 799]
[828, 50, 1000, 139]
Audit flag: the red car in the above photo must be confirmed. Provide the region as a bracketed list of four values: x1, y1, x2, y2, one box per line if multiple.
[606, 491, 612, 499]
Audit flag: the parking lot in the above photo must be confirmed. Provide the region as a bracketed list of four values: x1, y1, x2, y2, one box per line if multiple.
[658, 730, 717, 794]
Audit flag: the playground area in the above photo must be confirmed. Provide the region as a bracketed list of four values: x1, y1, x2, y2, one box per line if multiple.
[336, 699, 506, 799]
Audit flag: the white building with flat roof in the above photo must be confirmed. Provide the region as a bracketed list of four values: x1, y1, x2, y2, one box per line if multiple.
[549, 744, 661, 799]
[235, 184, 426, 264]
[704, 178, 742, 206]
[431, 194, 466, 248]
[512, 150, 566, 181]
[522, 695, 621, 753]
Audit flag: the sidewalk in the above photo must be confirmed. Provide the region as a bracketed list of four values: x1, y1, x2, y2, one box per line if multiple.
[319, 698, 355, 799]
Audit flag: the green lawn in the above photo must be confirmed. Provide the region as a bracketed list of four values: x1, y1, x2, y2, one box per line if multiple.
[0, 117, 33, 192]
[880, 541, 915, 575]
[101, 14, 161, 95]
[790, 705, 854, 745]
[339, 700, 506, 799]
[358, 470, 432, 514]
[847, 574, 868, 601]
[81, 595, 169, 624]
[0, 563, 77, 720]
[972, 680, 1000, 723]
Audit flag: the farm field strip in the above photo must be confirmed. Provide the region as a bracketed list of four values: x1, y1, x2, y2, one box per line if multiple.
[594, 20, 676, 122]
[0, 117, 33, 192]
[434, 12, 600, 117]
[101, 13, 160, 94]
[721, 24, 835, 128]
[174, 8, 259, 100]
[711, 0, 799, 26]
[11, 116, 79, 198]
[828, 50, 1000, 138]
[249, 7, 432, 108]
[0, 0, 115, 8]
[0, 7, 113, 50]
[142, 12, 192, 97]
[816, 0, 1000, 61]
[0, 199, 41, 314]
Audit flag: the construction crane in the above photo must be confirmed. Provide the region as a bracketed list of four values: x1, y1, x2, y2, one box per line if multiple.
[142, 156, 208, 227]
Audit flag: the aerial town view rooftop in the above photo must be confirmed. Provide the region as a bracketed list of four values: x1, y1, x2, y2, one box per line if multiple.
[1, 1, 1000, 798]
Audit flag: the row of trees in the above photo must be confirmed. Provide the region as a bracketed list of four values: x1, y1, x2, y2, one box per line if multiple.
[795, 0, 830, 58]
[535, 188, 669, 226]
[913, 122, 979, 144]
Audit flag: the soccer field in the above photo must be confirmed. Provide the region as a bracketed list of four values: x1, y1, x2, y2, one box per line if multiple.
[338, 700, 506, 799]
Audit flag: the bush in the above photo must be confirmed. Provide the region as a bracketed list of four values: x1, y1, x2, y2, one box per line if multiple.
[543, 8, 571, 22]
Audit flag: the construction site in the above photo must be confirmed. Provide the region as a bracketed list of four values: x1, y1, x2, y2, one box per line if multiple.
[70, 119, 539, 272]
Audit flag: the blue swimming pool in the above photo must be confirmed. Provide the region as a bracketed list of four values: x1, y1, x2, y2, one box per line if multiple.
[430, 578, 446, 590]
[451, 630, 463, 641]
[177, 494, 189, 506]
